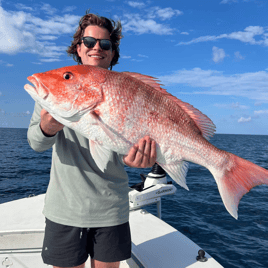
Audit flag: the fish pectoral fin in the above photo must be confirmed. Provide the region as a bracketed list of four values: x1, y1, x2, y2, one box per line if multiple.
[158, 161, 189, 190]
[89, 140, 113, 172]
[90, 111, 133, 150]
[90, 111, 116, 142]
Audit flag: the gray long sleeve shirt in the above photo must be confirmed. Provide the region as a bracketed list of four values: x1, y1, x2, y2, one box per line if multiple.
[27, 102, 129, 228]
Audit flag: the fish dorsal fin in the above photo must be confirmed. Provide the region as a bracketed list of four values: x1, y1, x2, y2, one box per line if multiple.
[122, 72, 167, 94]
[122, 72, 216, 140]
[171, 97, 216, 140]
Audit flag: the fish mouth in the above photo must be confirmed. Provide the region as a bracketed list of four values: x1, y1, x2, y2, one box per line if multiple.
[24, 75, 49, 100]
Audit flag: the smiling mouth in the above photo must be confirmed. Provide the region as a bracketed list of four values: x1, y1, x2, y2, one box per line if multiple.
[89, 55, 104, 59]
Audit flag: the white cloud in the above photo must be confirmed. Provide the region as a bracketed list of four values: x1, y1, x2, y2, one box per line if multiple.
[254, 102, 263, 106]
[15, 3, 58, 14]
[127, 3, 183, 20]
[62, 6, 77, 13]
[127, 1, 146, 8]
[121, 5, 182, 35]
[234, 51, 245, 60]
[38, 35, 58, 41]
[0, 7, 34, 54]
[254, 110, 268, 115]
[214, 102, 249, 110]
[220, 0, 238, 4]
[131, 59, 143, 62]
[40, 58, 62, 63]
[231, 102, 249, 109]
[40, 3, 57, 16]
[138, 54, 148, 58]
[26, 14, 79, 35]
[121, 55, 132, 59]
[158, 68, 268, 102]
[0, 5, 80, 62]
[212, 46, 226, 63]
[148, 7, 183, 21]
[15, 3, 34, 11]
[220, 0, 258, 3]
[178, 26, 268, 46]
[0, 59, 13, 67]
[122, 14, 175, 35]
[180, 32, 189, 35]
[238, 117, 251, 123]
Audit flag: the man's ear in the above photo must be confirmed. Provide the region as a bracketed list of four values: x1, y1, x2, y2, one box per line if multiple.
[77, 44, 82, 57]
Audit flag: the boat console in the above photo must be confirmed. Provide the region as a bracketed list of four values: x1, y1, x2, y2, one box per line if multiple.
[129, 164, 177, 218]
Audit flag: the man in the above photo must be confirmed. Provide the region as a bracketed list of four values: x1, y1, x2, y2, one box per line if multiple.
[27, 11, 156, 268]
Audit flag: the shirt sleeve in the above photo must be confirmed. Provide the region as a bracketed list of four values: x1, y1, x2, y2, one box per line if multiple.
[27, 102, 59, 152]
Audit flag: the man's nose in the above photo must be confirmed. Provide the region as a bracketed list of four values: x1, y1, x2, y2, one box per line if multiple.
[93, 40, 102, 50]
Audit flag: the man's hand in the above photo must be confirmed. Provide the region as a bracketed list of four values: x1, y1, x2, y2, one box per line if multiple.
[123, 136, 157, 168]
[40, 109, 64, 137]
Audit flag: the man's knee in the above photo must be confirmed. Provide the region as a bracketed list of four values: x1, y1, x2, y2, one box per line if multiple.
[91, 259, 120, 268]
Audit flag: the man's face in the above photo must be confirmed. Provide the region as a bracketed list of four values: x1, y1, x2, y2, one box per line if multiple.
[77, 25, 115, 69]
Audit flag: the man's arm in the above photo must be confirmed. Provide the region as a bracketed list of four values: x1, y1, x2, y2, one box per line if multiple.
[123, 136, 157, 168]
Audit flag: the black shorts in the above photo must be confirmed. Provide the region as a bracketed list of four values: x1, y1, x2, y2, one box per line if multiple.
[41, 218, 132, 267]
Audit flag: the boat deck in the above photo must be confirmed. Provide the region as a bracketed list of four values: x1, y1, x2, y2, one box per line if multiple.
[0, 194, 223, 267]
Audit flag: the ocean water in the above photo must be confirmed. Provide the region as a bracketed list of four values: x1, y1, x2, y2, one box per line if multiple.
[0, 128, 268, 268]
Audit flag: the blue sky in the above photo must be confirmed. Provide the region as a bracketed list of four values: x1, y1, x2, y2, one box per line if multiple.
[0, 0, 268, 134]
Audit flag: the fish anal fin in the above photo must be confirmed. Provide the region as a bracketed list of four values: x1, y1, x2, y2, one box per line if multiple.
[158, 161, 189, 190]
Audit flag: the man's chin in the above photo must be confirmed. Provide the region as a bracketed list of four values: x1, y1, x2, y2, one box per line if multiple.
[83, 62, 109, 70]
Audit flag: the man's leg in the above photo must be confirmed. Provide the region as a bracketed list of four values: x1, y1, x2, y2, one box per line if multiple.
[42, 219, 88, 267]
[87, 222, 131, 267]
[53, 259, 120, 268]
[91, 259, 120, 268]
[53, 264, 85, 268]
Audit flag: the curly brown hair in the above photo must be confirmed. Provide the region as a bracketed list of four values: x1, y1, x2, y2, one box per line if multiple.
[66, 10, 123, 70]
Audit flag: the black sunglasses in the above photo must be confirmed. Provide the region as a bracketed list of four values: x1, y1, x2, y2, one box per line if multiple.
[81, 37, 113, 51]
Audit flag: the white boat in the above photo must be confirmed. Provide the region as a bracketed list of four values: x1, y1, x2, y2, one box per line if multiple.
[0, 169, 223, 268]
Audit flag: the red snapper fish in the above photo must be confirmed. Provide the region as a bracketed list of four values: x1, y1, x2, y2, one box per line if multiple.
[24, 65, 268, 219]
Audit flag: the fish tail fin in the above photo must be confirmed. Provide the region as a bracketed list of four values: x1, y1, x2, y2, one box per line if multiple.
[213, 153, 268, 219]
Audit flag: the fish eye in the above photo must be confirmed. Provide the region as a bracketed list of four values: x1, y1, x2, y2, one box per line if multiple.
[63, 72, 73, 80]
